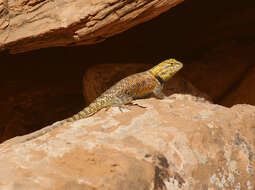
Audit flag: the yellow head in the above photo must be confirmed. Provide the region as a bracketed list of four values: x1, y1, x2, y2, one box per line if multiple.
[149, 58, 183, 82]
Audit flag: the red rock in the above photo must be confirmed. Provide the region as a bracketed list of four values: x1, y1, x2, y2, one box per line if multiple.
[0, 95, 254, 189]
[220, 64, 255, 106]
[0, 0, 183, 53]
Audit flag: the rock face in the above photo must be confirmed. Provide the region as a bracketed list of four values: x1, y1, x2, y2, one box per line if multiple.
[1, 95, 254, 189]
[181, 43, 255, 106]
[0, 0, 183, 53]
[220, 64, 255, 106]
[0, 82, 84, 142]
[1, 0, 255, 143]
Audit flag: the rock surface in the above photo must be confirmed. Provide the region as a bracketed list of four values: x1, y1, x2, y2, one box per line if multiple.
[0, 81, 84, 142]
[0, 0, 183, 53]
[182, 43, 255, 104]
[220, 64, 255, 107]
[1, 94, 254, 189]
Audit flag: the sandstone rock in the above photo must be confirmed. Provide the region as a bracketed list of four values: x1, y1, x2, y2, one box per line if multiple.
[182, 42, 255, 104]
[0, 81, 84, 142]
[220, 64, 255, 106]
[82, 63, 211, 104]
[0, 0, 183, 53]
[1, 0, 255, 142]
[1, 95, 254, 189]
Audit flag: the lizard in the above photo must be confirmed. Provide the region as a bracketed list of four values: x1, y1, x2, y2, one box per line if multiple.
[22, 58, 183, 142]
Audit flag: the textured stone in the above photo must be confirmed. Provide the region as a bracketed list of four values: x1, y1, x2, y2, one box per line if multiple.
[0, 95, 254, 189]
[0, 0, 183, 53]
[1, 0, 255, 151]
[220, 64, 255, 106]
[182, 43, 255, 104]
[0, 81, 84, 142]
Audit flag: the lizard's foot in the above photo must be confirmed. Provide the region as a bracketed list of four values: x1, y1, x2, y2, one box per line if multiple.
[104, 106, 111, 112]
[118, 105, 130, 112]
[129, 102, 147, 108]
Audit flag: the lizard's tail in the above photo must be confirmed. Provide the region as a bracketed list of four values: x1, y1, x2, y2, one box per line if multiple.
[66, 98, 110, 122]
[20, 98, 110, 143]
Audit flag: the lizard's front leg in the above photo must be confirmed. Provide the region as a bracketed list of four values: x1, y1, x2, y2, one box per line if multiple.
[115, 96, 147, 110]
[153, 85, 167, 99]
[128, 102, 147, 108]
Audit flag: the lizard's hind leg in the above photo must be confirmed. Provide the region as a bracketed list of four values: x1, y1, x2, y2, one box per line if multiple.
[103, 104, 129, 112]
[111, 96, 133, 112]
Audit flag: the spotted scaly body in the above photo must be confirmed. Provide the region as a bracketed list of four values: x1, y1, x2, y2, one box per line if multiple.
[23, 58, 183, 142]
[67, 58, 183, 121]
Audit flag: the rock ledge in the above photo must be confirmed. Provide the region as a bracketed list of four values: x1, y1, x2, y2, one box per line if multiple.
[0, 95, 254, 189]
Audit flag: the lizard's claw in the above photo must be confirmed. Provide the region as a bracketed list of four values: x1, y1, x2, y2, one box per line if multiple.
[129, 102, 147, 108]
[118, 105, 130, 112]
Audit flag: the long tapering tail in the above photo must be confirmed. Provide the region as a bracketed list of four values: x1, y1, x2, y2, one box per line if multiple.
[20, 96, 111, 143]
[66, 98, 110, 122]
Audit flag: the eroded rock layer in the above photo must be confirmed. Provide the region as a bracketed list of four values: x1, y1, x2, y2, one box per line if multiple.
[0, 0, 183, 53]
[1, 95, 254, 189]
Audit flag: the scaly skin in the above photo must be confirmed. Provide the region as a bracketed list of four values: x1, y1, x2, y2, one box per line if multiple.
[23, 58, 183, 142]
[67, 58, 183, 121]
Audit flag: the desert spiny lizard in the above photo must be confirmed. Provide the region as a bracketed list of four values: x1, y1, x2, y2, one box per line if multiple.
[23, 58, 183, 142]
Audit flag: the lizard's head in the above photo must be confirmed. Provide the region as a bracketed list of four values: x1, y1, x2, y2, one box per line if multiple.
[150, 58, 183, 82]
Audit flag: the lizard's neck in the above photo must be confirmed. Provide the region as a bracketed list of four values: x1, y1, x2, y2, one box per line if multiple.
[148, 71, 165, 86]
[154, 74, 165, 86]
